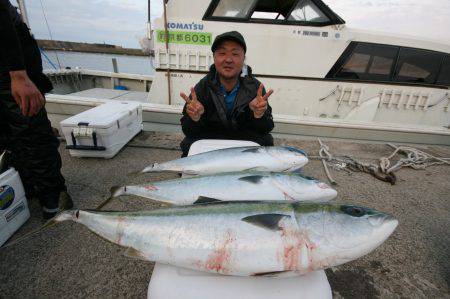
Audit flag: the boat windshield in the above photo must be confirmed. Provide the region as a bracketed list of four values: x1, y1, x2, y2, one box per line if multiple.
[205, 0, 344, 25]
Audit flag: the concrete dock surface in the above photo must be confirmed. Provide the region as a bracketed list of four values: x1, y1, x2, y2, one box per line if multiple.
[1, 132, 449, 298]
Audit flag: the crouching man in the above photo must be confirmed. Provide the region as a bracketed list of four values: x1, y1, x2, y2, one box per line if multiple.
[180, 31, 274, 157]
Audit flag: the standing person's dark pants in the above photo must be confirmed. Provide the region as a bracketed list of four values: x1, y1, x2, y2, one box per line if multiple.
[0, 91, 65, 212]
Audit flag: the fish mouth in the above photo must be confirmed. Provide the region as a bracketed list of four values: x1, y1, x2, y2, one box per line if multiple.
[331, 215, 398, 261]
[284, 163, 307, 172]
[379, 216, 398, 236]
[367, 214, 398, 247]
[368, 214, 398, 229]
[320, 188, 338, 201]
[315, 182, 337, 200]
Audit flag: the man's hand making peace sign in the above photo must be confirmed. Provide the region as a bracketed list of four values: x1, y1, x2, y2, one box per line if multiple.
[180, 87, 205, 122]
[249, 84, 273, 119]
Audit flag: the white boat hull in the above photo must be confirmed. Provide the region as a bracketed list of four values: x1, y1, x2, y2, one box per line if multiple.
[45, 91, 450, 146]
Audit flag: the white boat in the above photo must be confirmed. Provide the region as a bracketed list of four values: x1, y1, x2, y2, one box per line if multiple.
[44, 0, 450, 145]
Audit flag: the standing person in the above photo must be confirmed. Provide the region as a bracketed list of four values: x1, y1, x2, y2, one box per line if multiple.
[0, 0, 72, 219]
[179, 31, 275, 157]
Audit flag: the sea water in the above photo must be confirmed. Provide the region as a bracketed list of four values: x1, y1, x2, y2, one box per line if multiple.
[41, 50, 155, 75]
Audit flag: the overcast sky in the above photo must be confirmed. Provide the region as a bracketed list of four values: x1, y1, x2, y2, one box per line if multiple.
[12, 0, 450, 48]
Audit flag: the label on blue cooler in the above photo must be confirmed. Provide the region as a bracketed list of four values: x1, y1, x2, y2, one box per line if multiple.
[5, 202, 25, 222]
[0, 185, 15, 210]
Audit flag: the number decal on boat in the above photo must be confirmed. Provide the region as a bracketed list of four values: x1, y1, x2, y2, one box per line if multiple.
[157, 30, 212, 46]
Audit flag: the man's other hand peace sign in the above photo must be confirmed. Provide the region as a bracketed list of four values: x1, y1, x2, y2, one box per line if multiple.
[180, 87, 205, 122]
[249, 84, 273, 119]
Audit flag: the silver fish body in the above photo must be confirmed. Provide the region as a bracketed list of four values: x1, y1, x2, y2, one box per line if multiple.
[55, 202, 398, 277]
[113, 172, 337, 205]
[141, 146, 308, 175]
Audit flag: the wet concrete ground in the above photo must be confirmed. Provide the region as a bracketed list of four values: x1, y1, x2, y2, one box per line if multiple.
[1, 132, 449, 298]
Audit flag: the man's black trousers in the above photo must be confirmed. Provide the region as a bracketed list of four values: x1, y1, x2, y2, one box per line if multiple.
[0, 92, 65, 211]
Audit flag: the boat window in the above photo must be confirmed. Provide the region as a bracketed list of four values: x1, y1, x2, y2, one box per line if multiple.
[394, 48, 442, 84]
[333, 43, 398, 81]
[212, 0, 257, 18]
[288, 0, 330, 22]
[251, 11, 285, 20]
[250, 0, 296, 20]
[341, 53, 370, 74]
[437, 56, 450, 86]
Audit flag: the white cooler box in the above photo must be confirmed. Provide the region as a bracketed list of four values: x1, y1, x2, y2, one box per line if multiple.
[0, 168, 30, 247]
[60, 102, 142, 158]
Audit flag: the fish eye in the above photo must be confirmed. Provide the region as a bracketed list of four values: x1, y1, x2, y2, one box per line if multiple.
[341, 205, 366, 217]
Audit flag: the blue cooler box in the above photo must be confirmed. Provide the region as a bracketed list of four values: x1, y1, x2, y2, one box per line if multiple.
[0, 168, 30, 246]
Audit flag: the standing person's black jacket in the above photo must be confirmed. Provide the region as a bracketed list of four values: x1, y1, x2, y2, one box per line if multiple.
[0, 0, 66, 216]
[180, 64, 274, 156]
[0, 0, 52, 92]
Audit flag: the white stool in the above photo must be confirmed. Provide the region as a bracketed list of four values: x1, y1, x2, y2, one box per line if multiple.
[148, 140, 332, 299]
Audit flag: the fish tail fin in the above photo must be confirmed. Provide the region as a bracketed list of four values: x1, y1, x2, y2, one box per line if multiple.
[127, 163, 161, 177]
[1, 210, 78, 250]
[96, 186, 126, 210]
[111, 186, 127, 197]
[50, 210, 77, 224]
[142, 162, 161, 173]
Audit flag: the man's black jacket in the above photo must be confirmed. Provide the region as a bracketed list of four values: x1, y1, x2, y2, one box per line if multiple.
[180, 64, 274, 153]
[0, 0, 52, 92]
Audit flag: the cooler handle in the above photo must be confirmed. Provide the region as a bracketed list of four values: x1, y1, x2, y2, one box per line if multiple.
[66, 131, 106, 151]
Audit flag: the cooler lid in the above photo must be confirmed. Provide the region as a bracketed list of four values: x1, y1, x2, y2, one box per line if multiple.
[60, 102, 141, 129]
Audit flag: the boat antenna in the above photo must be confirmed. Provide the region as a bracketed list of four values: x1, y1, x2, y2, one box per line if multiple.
[39, 0, 62, 69]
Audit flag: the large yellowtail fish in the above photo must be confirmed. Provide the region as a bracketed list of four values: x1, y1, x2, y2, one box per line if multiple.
[136, 146, 308, 175]
[108, 172, 337, 206]
[53, 201, 397, 277]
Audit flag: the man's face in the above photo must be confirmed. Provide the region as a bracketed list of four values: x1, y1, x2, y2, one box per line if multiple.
[213, 40, 245, 80]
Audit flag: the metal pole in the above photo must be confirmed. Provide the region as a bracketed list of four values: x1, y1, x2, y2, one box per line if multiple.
[147, 0, 152, 40]
[163, 0, 172, 105]
[112, 58, 119, 73]
[17, 0, 29, 27]
[112, 58, 119, 88]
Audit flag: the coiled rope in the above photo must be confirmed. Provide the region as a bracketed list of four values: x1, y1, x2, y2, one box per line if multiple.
[315, 139, 450, 185]
[380, 144, 450, 173]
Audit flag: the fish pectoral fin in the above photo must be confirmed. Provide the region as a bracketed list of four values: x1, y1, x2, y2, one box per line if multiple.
[123, 247, 148, 261]
[242, 213, 291, 231]
[238, 175, 266, 184]
[193, 196, 222, 204]
[252, 270, 294, 277]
